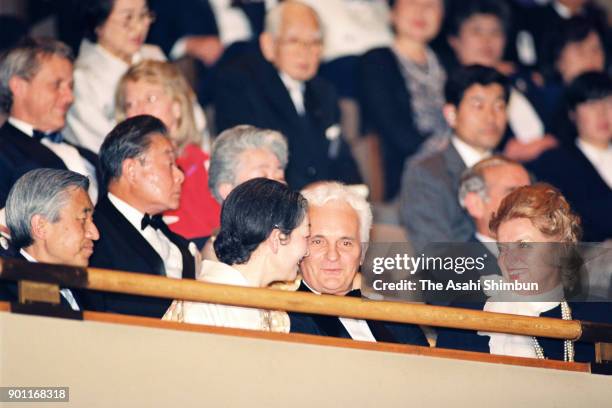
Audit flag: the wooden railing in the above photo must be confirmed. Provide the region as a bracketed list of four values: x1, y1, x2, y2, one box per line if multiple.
[1, 257, 611, 365]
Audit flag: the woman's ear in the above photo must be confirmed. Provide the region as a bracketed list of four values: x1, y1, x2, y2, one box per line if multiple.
[267, 228, 281, 254]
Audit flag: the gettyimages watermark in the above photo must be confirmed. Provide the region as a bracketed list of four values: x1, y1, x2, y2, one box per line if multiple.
[360, 242, 612, 304]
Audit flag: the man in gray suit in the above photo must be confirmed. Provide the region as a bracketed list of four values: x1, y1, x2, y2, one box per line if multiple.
[400, 65, 510, 253]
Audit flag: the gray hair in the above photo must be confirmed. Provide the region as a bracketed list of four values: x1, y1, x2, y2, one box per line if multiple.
[301, 181, 373, 243]
[458, 155, 522, 208]
[264, 1, 322, 39]
[6, 168, 90, 249]
[208, 125, 289, 203]
[0, 37, 74, 114]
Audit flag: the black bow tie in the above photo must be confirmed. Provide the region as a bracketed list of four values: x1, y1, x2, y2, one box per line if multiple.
[141, 213, 165, 231]
[33, 129, 63, 143]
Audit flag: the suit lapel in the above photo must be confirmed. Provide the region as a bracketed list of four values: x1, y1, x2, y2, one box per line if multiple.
[1, 123, 67, 169]
[443, 142, 467, 182]
[297, 282, 351, 338]
[98, 196, 166, 276]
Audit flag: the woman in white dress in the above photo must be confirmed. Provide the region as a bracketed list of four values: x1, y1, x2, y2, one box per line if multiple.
[164, 178, 310, 333]
[64, 0, 164, 152]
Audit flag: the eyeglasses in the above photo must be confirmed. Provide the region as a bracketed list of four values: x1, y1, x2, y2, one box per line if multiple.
[278, 37, 323, 53]
[110, 9, 156, 29]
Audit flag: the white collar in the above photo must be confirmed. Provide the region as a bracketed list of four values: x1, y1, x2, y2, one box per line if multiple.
[107, 193, 146, 232]
[475, 232, 499, 257]
[8, 117, 35, 137]
[279, 71, 305, 93]
[302, 279, 321, 295]
[451, 136, 491, 168]
[20, 248, 37, 262]
[576, 138, 612, 162]
[553, 1, 575, 19]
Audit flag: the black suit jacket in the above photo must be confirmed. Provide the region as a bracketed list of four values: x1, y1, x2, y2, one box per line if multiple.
[527, 144, 612, 242]
[86, 195, 196, 318]
[436, 301, 612, 363]
[358, 47, 432, 200]
[0, 122, 102, 207]
[289, 282, 427, 346]
[214, 50, 362, 190]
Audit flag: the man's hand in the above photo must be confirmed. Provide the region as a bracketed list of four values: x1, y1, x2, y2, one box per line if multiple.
[184, 36, 224, 66]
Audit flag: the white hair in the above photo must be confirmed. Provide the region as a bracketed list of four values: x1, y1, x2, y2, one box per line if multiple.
[264, 0, 322, 39]
[301, 182, 372, 243]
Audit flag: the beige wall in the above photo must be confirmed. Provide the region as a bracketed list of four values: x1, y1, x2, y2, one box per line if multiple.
[1, 312, 611, 407]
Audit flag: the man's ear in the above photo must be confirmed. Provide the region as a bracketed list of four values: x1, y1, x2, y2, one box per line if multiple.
[259, 32, 276, 63]
[443, 104, 457, 128]
[122, 158, 139, 184]
[463, 192, 485, 219]
[8, 76, 27, 101]
[29, 214, 49, 241]
[218, 183, 234, 201]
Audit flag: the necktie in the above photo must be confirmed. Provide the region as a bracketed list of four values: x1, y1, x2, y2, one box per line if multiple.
[33, 129, 64, 143]
[141, 214, 196, 280]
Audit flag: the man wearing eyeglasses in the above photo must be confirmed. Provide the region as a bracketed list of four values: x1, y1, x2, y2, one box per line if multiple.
[214, 0, 362, 191]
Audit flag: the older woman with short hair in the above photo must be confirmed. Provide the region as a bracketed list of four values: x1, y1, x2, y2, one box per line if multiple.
[436, 184, 612, 362]
[164, 178, 310, 332]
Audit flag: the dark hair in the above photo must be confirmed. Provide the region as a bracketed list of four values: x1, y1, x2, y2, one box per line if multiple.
[446, 0, 510, 37]
[544, 17, 603, 74]
[444, 64, 510, 106]
[83, 0, 116, 42]
[99, 115, 168, 186]
[214, 178, 308, 265]
[566, 71, 612, 112]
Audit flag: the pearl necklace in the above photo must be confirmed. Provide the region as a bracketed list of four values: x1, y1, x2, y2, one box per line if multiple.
[532, 301, 575, 362]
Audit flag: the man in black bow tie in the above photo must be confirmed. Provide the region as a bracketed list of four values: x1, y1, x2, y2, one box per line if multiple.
[289, 181, 427, 346]
[0, 37, 101, 212]
[87, 115, 197, 318]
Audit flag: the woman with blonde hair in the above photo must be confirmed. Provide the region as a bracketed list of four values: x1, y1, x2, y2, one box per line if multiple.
[116, 60, 220, 247]
[436, 184, 612, 362]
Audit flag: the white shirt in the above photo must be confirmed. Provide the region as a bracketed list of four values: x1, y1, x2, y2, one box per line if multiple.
[8, 117, 98, 204]
[107, 193, 185, 279]
[208, 0, 253, 46]
[301, 0, 392, 61]
[64, 39, 166, 153]
[451, 136, 491, 168]
[474, 232, 499, 258]
[19, 249, 80, 311]
[480, 283, 564, 358]
[576, 139, 612, 188]
[303, 280, 376, 342]
[279, 72, 305, 115]
[165, 260, 290, 332]
[507, 88, 544, 143]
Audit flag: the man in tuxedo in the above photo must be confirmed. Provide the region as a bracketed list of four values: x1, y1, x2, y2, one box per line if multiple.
[214, 1, 361, 190]
[399, 65, 510, 253]
[1, 168, 99, 310]
[88, 115, 197, 318]
[289, 181, 427, 346]
[0, 38, 101, 210]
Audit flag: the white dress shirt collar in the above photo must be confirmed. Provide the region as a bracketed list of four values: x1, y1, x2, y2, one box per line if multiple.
[475, 232, 499, 257]
[8, 117, 36, 137]
[576, 138, 612, 188]
[451, 136, 491, 168]
[107, 192, 146, 232]
[19, 249, 80, 311]
[279, 72, 306, 115]
[553, 1, 575, 19]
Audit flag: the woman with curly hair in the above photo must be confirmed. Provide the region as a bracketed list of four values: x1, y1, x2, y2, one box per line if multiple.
[437, 183, 612, 362]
